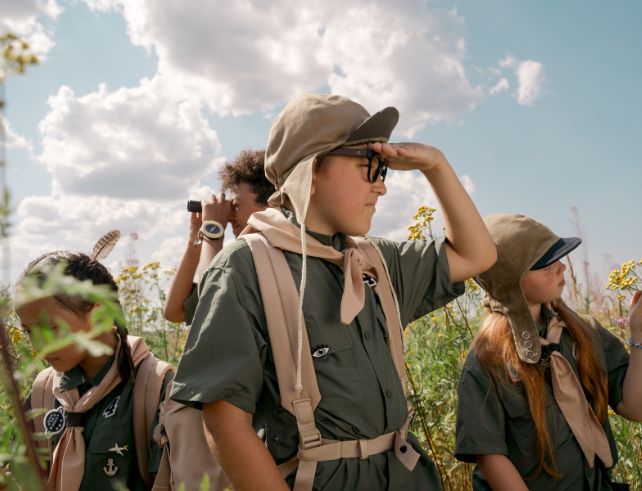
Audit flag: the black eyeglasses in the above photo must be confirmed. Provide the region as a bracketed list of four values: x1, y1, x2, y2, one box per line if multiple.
[324, 147, 388, 183]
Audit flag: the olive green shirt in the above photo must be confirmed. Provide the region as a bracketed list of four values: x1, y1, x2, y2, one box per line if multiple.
[171, 212, 464, 490]
[31, 357, 170, 491]
[455, 307, 630, 490]
[183, 283, 199, 325]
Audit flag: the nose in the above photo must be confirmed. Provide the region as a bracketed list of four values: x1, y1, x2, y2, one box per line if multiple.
[372, 177, 387, 196]
[557, 261, 566, 274]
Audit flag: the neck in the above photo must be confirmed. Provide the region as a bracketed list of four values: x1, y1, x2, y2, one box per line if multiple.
[527, 302, 543, 325]
[301, 210, 336, 236]
[78, 330, 118, 379]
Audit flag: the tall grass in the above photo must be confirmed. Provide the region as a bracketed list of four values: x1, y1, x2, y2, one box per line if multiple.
[0, 208, 640, 489]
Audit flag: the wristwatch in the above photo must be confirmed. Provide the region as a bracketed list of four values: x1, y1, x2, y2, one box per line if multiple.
[199, 220, 225, 240]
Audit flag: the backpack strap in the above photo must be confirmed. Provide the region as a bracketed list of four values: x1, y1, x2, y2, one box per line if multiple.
[242, 233, 419, 491]
[133, 354, 173, 489]
[31, 367, 56, 462]
[243, 233, 322, 415]
[354, 237, 419, 470]
[354, 237, 407, 396]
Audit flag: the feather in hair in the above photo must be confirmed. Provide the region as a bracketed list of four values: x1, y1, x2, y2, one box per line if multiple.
[90, 230, 121, 261]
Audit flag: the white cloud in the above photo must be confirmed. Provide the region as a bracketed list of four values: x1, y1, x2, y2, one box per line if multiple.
[489, 77, 509, 95]
[83, 0, 484, 135]
[370, 170, 475, 241]
[37, 76, 222, 200]
[0, 0, 61, 58]
[6, 193, 189, 279]
[515, 60, 546, 106]
[493, 55, 546, 106]
[1, 116, 34, 152]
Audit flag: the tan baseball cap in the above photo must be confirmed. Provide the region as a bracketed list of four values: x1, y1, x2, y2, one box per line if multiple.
[475, 214, 579, 364]
[264, 93, 399, 223]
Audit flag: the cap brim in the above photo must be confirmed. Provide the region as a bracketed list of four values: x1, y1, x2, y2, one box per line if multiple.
[531, 237, 581, 270]
[344, 106, 399, 145]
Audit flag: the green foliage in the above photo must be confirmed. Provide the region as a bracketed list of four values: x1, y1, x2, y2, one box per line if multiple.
[0, 206, 640, 489]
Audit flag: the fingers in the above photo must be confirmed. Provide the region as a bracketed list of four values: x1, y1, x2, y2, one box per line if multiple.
[631, 291, 642, 307]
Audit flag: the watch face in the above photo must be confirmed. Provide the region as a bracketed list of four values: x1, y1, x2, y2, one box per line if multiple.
[204, 223, 222, 235]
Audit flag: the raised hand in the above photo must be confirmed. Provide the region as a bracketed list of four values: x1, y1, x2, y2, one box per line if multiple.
[368, 142, 448, 174]
[202, 192, 233, 228]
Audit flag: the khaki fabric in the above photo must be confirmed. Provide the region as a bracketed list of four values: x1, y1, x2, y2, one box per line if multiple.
[541, 312, 613, 468]
[47, 336, 150, 491]
[476, 214, 561, 364]
[455, 307, 629, 490]
[29, 351, 170, 491]
[171, 209, 464, 490]
[265, 93, 398, 224]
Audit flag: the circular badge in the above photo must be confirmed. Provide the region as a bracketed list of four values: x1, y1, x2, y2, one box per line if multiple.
[43, 407, 66, 435]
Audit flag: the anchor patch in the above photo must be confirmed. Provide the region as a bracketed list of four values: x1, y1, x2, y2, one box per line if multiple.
[103, 458, 118, 477]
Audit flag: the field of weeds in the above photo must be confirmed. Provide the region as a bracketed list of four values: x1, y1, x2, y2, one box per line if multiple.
[0, 207, 640, 490]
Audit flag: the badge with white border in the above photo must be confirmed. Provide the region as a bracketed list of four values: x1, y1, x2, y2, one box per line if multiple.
[102, 395, 120, 419]
[43, 407, 66, 436]
[362, 273, 377, 287]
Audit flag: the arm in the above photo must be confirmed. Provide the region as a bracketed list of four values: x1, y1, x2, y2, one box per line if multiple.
[164, 212, 202, 322]
[477, 454, 529, 491]
[616, 291, 642, 421]
[203, 401, 289, 491]
[369, 142, 496, 283]
[194, 193, 231, 280]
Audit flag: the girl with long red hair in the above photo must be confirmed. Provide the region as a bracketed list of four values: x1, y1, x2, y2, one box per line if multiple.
[455, 214, 642, 490]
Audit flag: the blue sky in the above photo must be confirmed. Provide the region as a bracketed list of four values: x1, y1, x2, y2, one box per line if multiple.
[2, 0, 641, 287]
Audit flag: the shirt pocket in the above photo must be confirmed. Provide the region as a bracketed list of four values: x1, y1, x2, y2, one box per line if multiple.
[306, 317, 364, 407]
[86, 425, 136, 486]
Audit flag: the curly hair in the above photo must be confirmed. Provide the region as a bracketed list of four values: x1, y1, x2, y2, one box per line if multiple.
[218, 149, 274, 205]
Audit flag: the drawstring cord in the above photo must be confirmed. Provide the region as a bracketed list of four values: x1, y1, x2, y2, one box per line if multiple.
[295, 223, 307, 393]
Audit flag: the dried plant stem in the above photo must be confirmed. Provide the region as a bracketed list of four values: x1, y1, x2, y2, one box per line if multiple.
[0, 318, 46, 489]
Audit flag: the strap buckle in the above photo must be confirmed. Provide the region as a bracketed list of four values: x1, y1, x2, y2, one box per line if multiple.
[299, 427, 322, 449]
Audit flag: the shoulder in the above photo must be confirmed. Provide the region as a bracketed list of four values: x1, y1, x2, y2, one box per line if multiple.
[201, 239, 257, 292]
[210, 238, 254, 271]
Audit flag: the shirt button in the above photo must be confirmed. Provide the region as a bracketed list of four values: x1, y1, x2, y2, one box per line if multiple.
[363, 331, 370, 339]
[385, 389, 392, 399]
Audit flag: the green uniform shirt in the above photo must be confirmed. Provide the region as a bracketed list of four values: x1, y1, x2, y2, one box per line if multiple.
[455, 307, 630, 490]
[183, 283, 199, 325]
[171, 210, 464, 490]
[31, 356, 170, 491]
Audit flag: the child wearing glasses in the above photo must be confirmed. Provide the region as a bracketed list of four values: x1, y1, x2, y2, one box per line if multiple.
[170, 93, 497, 490]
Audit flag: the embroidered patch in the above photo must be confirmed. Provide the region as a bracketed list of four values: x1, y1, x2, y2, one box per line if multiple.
[311, 345, 330, 359]
[102, 396, 120, 419]
[109, 443, 128, 456]
[43, 407, 66, 436]
[103, 458, 119, 477]
[362, 273, 377, 287]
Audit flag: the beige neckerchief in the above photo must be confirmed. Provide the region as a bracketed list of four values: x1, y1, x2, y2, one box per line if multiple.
[245, 208, 379, 325]
[48, 335, 151, 491]
[540, 314, 613, 468]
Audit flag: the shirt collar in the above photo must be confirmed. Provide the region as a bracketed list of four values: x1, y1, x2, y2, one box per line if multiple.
[281, 207, 346, 252]
[58, 356, 115, 392]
